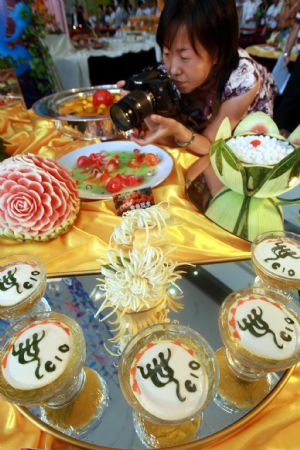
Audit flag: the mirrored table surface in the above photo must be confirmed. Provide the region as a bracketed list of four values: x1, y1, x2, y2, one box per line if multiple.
[0, 260, 292, 449]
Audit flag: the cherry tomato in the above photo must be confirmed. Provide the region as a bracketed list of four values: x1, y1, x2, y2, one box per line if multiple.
[127, 159, 141, 168]
[127, 175, 144, 187]
[106, 159, 119, 173]
[92, 89, 114, 107]
[106, 176, 123, 193]
[250, 139, 261, 148]
[144, 153, 160, 166]
[77, 155, 92, 168]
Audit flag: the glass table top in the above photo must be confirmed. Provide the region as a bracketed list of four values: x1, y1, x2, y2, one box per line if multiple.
[0, 260, 291, 449]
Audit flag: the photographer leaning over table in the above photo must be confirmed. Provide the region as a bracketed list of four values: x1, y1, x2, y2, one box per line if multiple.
[116, 0, 277, 212]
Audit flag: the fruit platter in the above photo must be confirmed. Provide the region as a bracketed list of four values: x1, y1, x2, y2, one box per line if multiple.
[206, 112, 300, 241]
[32, 85, 122, 141]
[58, 141, 174, 199]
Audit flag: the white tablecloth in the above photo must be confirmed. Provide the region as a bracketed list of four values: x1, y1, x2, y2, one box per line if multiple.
[45, 33, 161, 90]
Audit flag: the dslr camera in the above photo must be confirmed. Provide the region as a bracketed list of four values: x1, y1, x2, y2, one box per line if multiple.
[110, 67, 180, 132]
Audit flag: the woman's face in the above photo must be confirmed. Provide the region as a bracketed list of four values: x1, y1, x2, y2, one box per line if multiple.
[162, 26, 217, 94]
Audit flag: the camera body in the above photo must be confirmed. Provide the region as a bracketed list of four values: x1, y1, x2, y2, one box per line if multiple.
[110, 67, 180, 132]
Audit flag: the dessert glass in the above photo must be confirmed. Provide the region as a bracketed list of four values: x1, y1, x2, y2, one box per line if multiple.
[251, 231, 300, 301]
[119, 322, 219, 448]
[215, 287, 300, 412]
[0, 254, 50, 322]
[0, 311, 108, 436]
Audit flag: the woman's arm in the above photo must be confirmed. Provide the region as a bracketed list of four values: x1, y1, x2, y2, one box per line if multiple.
[131, 79, 260, 154]
[202, 79, 260, 142]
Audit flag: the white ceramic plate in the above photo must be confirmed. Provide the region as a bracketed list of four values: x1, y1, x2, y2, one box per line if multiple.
[58, 141, 174, 200]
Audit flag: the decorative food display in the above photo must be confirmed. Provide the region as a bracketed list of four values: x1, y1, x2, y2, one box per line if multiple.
[0, 154, 80, 241]
[95, 246, 184, 352]
[216, 287, 300, 411]
[118, 323, 218, 447]
[0, 254, 47, 320]
[224, 290, 300, 366]
[59, 88, 120, 117]
[0, 312, 84, 405]
[251, 231, 300, 290]
[58, 141, 173, 199]
[72, 148, 160, 194]
[206, 112, 300, 241]
[110, 202, 171, 247]
[32, 85, 122, 141]
[0, 311, 108, 435]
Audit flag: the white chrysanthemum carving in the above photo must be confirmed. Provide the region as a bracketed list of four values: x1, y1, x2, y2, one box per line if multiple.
[111, 202, 170, 246]
[96, 246, 183, 319]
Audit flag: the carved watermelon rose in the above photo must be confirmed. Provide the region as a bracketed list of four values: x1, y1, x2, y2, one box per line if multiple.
[0, 154, 80, 241]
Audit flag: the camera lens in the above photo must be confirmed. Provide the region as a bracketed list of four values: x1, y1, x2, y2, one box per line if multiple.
[110, 90, 154, 131]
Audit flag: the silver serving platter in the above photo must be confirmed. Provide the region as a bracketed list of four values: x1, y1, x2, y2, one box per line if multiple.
[32, 85, 122, 141]
[0, 261, 290, 450]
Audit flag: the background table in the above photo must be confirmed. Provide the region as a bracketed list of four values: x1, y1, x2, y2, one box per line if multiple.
[45, 33, 160, 90]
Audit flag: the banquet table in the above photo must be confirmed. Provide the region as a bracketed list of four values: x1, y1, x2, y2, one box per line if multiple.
[246, 44, 298, 62]
[1, 104, 300, 449]
[44, 33, 160, 90]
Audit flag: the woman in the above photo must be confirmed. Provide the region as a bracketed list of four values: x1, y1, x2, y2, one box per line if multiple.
[124, 0, 276, 210]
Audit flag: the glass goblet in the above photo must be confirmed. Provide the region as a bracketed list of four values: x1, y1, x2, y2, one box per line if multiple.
[118, 322, 219, 448]
[215, 287, 300, 412]
[0, 311, 108, 436]
[0, 254, 50, 323]
[251, 231, 300, 302]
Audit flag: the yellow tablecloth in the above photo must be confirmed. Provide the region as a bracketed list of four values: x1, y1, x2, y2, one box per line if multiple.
[0, 105, 251, 276]
[246, 44, 298, 62]
[2, 105, 299, 450]
[0, 365, 299, 450]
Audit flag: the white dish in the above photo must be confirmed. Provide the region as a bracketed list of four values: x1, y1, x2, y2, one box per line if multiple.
[58, 141, 173, 200]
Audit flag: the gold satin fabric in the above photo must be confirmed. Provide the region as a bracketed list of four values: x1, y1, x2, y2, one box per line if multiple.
[0, 106, 298, 449]
[0, 364, 299, 449]
[0, 105, 250, 275]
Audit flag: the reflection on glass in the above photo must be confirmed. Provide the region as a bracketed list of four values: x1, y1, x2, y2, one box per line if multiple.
[215, 287, 300, 412]
[0, 312, 108, 436]
[0, 254, 50, 323]
[251, 231, 300, 301]
[119, 322, 219, 448]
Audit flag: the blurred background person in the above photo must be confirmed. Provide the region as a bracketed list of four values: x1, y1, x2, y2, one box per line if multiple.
[274, 4, 300, 133]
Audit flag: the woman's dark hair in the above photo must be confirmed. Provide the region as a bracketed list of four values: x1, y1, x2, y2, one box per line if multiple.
[156, 0, 239, 100]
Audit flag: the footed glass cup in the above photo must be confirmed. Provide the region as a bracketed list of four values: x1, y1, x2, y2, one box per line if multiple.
[0, 254, 50, 323]
[119, 322, 219, 448]
[251, 231, 300, 302]
[0, 311, 108, 436]
[215, 287, 300, 412]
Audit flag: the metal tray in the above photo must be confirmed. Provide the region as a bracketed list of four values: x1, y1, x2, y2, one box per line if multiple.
[0, 261, 291, 449]
[32, 85, 122, 141]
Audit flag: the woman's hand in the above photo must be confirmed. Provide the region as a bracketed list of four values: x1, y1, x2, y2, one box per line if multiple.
[131, 114, 179, 146]
[115, 80, 128, 97]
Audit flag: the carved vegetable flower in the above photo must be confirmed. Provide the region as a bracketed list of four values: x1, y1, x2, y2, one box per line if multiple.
[0, 154, 80, 241]
[96, 246, 184, 318]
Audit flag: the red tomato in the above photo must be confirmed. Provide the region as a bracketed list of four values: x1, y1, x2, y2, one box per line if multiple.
[127, 175, 143, 187]
[105, 159, 119, 173]
[106, 176, 123, 193]
[144, 153, 160, 166]
[77, 155, 92, 168]
[127, 159, 141, 168]
[92, 89, 114, 107]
